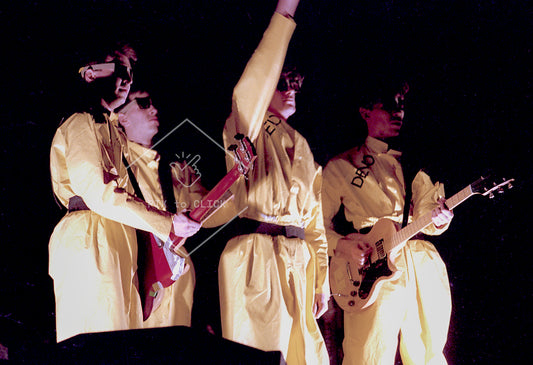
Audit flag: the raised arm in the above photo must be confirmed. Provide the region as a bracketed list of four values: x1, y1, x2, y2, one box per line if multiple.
[223, 1, 299, 145]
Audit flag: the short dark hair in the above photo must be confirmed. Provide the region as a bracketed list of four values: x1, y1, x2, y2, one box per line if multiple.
[80, 40, 138, 70]
[359, 79, 409, 110]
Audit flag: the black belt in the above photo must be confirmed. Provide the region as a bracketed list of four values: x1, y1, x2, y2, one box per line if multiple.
[236, 218, 305, 240]
[68, 196, 90, 212]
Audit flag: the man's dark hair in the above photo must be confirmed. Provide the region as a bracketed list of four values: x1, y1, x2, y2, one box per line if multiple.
[359, 79, 409, 110]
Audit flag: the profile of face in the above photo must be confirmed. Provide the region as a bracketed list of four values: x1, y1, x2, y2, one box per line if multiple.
[118, 91, 159, 147]
[268, 68, 303, 121]
[81, 53, 134, 111]
[360, 86, 407, 140]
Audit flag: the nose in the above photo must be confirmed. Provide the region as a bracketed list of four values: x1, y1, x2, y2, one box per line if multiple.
[121, 76, 132, 85]
[284, 90, 296, 97]
[149, 105, 158, 115]
[392, 109, 404, 120]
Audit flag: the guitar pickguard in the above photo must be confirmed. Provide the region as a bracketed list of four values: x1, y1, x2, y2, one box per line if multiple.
[358, 256, 393, 299]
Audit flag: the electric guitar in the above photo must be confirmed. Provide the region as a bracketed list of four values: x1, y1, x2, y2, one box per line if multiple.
[141, 134, 256, 320]
[329, 175, 514, 312]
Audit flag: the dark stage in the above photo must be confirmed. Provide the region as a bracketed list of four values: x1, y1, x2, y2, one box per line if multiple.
[0, 1, 530, 363]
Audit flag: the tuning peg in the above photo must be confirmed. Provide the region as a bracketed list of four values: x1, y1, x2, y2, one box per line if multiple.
[228, 144, 237, 152]
[488, 192, 495, 199]
[505, 178, 513, 190]
[234, 133, 244, 140]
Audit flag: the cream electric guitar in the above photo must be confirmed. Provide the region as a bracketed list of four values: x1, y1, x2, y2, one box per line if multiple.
[330, 175, 514, 312]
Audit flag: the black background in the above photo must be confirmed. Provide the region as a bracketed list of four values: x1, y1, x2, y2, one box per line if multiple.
[0, 0, 531, 363]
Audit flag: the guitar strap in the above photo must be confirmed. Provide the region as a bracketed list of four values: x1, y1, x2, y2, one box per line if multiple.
[122, 154, 152, 311]
[401, 154, 416, 229]
[158, 153, 178, 214]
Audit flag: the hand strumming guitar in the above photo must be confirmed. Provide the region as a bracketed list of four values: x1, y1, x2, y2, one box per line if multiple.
[334, 232, 373, 267]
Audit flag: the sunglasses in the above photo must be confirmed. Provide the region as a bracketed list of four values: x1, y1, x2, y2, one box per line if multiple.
[277, 77, 302, 93]
[118, 96, 153, 113]
[380, 96, 405, 113]
[78, 61, 133, 80]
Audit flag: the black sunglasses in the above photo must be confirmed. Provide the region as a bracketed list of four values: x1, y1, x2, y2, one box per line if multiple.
[113, 61, 133, 81]
[117, 96, 153, 113]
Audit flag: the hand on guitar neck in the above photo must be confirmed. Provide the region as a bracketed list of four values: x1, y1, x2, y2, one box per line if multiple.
[170, 212, 202, 245]
[432, 198, 454, 229]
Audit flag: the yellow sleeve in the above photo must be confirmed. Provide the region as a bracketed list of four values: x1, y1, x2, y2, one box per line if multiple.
[51, 113, 173, 241]
[412, 170, 450, 236]
[223, 12, 296, 152]
[304, 165, 329, 294]
[321, 160, 347, 256]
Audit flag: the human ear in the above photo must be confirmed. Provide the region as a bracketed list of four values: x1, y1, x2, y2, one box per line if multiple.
[83, 69, 97, 83]
[117, 112, 130, 128]
[359, 107, 370, 121]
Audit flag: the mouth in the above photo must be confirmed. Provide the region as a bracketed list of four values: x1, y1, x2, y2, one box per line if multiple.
[391, 118, 403, 126]
[283, 99, 296, 106]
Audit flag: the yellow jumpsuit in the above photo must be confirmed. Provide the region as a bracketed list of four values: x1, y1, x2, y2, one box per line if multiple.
[127, 141, 206, 328]
[218, 13, 329, 365]
[322, 136, 452, 365]
[49, 111, 174, 342]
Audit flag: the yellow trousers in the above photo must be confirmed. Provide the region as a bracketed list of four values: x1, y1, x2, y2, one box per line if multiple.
[49, 211, 142, 342]
[343, 240, 451, 365]
[219, 234, 329, 365]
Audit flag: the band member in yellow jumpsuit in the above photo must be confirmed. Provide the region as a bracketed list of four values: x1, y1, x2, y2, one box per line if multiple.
[218, 1, 330, 363]
[117, 90, 204, 328]
[322, 80, 454, 364]
[49, 44, 201, 342]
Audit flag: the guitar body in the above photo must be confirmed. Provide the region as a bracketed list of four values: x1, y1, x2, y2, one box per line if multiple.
[140, 233, 183, 321]
[329, 174, 514, 313]
[329, 218, 403, 312]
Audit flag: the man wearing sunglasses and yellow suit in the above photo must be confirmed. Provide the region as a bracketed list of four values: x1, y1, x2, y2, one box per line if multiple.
[49, 43, 201, 342]
[217, 0, 330, 363]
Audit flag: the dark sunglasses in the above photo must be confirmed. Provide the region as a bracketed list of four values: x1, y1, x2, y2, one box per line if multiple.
[277, 78, 302, 93]
[117, 96, 153, 113]
[113, 61, 133, 81]
[78, 61, 133, 81]
[379, 95, 405, 113]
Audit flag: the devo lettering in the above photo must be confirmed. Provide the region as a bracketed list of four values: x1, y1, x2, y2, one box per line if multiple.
[351, 155, 375, 188]
[264, 114, 282, 136]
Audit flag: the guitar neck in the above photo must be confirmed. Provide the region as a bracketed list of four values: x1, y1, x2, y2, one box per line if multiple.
[391, 184, 474, 249]
[188, 165, 242, 222]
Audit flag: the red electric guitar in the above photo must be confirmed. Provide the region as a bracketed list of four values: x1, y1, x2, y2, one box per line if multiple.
[141, 134, 256, 320]
[329, 175, 514, 312]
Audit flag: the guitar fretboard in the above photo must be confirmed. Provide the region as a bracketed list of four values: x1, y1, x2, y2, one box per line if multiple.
[391, 184, 474, 250]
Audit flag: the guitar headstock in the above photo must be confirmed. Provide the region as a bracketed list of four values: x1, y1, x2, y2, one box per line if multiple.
[471, 175, 515, 198]
[228, 133, 257, 176]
